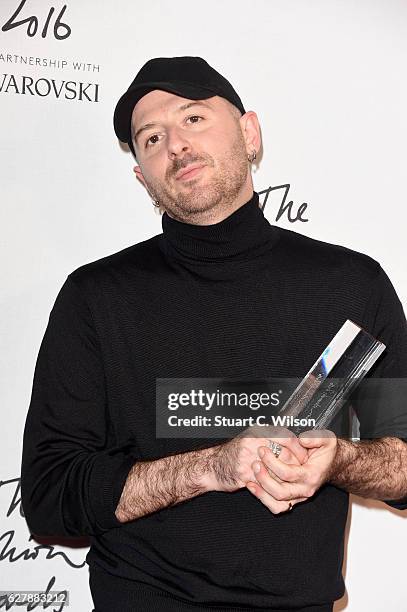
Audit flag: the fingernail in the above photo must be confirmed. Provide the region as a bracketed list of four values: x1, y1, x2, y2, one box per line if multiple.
[253, 462, 261, 473]
[258, 447, 265, 458]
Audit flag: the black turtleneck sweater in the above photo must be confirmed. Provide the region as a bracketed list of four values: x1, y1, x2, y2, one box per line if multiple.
[21, 192, 407, 611]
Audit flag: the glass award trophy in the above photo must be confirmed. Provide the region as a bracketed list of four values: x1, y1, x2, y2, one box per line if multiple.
[277, 320, 386, 435]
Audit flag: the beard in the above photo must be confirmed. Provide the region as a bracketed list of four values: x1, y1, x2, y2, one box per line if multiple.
[142, 125, 250, 223]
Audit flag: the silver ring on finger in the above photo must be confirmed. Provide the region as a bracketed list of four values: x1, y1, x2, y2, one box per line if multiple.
[268, 440, 282, 458]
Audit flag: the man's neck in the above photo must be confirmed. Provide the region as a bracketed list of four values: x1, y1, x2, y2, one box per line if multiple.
[164, 183, 255, 226]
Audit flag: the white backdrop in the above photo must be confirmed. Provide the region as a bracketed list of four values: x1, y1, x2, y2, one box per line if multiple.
[1, 1, 406, 610]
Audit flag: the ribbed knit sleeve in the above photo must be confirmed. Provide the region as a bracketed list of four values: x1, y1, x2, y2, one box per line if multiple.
[353, 265, 407, 510]
[365, 265, 407, 379]
[20, 276, 136, 537]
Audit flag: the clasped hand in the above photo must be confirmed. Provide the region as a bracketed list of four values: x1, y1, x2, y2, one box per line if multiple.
[247, 429, 337, 514]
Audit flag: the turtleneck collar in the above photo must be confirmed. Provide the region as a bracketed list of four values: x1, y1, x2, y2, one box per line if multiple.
[159, 191, 277, 268]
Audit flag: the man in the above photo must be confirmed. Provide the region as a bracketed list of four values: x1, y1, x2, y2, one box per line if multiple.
[21, 56, 407, 612]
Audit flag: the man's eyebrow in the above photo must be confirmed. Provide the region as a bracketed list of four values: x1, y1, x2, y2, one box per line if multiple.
[133, 100, 213, 145]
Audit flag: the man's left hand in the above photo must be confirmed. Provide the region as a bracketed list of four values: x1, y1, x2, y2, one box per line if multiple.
[246, 430, 337, 514]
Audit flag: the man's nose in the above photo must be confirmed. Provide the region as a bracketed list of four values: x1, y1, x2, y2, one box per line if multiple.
[166, 126, 191, 159]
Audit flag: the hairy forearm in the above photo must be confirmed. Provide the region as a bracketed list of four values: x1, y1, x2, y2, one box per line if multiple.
[115, 446, 215, 523]
[327, 437, 407, 500]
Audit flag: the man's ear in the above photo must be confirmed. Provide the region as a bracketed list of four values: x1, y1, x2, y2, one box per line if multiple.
[239, 111, 262, 159]
[133, 165, 158, 203]
[133, 165, 147, 189]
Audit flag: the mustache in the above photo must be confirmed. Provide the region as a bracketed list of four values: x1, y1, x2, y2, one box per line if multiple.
[167, 154, 212, 178]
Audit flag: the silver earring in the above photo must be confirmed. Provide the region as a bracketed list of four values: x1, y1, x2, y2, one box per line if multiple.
[248, 150, 257, 163]
[152, 199, 160, 208]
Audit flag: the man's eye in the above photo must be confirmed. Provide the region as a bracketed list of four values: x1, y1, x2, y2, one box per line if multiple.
[145, 134, 159, 148]
[186, 115, 203, 124]
[145, 116, 203, 148]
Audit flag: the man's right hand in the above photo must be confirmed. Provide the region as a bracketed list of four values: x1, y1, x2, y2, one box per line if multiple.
[201, 425, 308, 494]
